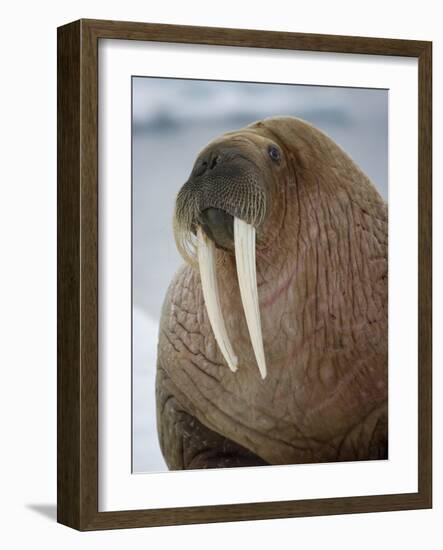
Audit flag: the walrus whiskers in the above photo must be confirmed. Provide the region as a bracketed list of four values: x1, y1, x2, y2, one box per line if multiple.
[173, 188, 199, 267]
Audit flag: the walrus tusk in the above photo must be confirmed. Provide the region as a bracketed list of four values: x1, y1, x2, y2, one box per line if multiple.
[234, 218, 267, 379]
[197, 227, 238, 372]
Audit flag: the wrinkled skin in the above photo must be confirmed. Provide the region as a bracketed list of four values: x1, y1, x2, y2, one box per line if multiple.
[156, 117, 388, 469]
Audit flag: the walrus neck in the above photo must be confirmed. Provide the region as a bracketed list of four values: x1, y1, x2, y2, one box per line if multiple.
[254, 178, 387, 322]
[254, 181, 301, 296]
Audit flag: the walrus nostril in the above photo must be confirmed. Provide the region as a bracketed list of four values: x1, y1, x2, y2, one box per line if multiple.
[194, 152, 220, 177]
[200, 207, 234, 250]
[209, 155, 220, 170]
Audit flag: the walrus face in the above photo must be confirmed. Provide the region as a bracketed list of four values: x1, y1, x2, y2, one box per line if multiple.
[173, 125, 287, 379]
[174, 130, 285, 256]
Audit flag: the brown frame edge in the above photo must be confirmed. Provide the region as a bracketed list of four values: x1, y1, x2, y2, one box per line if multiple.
[57, 18, 432, 531]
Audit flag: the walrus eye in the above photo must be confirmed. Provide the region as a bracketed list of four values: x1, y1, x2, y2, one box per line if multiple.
[268, 145, 281, 162]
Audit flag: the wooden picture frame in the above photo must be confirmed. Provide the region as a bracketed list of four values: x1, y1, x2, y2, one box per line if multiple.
[57, 18, 432, 530]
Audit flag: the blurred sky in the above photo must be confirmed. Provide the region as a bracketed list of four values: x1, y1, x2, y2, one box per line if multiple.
[132, 77, 388, 473]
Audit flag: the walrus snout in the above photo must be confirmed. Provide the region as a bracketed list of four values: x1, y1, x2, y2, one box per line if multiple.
[173, 135, 269, 268]
[186, 146, 266, 228]
[199, 208, 234, 250]
[192, 145, 253, 179]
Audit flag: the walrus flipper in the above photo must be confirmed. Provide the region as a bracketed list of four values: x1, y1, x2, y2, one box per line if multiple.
[156, 366, 268, 470]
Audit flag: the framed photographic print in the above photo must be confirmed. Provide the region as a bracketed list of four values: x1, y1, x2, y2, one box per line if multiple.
[57, 19, 432, 530]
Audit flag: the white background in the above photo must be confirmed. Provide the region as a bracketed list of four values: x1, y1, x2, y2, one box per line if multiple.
[100, 41, 417, 510]
[0, 0, 440, 547]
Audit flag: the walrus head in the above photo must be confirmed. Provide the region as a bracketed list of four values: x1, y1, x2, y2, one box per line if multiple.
[173, 116, 385, 380]
[174, 122, 283, 258]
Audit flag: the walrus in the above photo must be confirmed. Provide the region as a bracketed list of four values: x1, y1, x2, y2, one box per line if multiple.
[156, 116, 388, 469]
